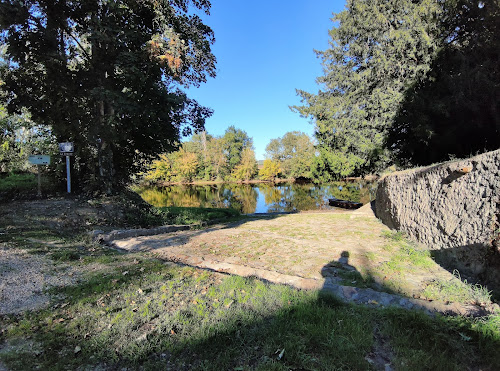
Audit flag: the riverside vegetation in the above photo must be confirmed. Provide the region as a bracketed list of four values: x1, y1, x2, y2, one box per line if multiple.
[0, 189, 499, 370]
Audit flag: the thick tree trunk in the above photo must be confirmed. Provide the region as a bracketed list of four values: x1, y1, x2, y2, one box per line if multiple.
[91, 6, 116, 195]
[97, 100, 115, 195]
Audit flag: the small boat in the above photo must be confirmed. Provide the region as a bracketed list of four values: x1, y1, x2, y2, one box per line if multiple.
[328, 198, 363, 209]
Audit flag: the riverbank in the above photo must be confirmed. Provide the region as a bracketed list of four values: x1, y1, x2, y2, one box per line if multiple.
[138, 174, 379, 188]
[0, 196, 499, 370]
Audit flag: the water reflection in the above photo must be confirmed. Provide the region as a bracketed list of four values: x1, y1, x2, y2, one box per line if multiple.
[137, 181, 377, 214]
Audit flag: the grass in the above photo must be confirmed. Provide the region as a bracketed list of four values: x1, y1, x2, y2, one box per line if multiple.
[0, 173, 37, 192]
[1, 199, 500, 370]
[156, 206, 242, 225]
[376, 231, 493, 303]
[379, 231, 434, 278]
[422, 270, 492, 305]
[1, 244, 499, 370]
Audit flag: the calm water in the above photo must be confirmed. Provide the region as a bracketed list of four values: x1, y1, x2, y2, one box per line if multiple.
[137, 181, 377, 214]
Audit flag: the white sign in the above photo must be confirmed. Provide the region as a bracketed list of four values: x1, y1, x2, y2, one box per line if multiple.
[29, 155, 51, 165]
[59, 142, 74, 153]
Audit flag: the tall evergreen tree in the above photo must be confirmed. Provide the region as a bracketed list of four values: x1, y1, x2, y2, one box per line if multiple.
[0, 0, 216, 193]
[387, 0, 500, 165]
[292, 0, 442, 177]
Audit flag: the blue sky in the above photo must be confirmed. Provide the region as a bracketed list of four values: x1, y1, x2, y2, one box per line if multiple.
[186, 0, 346, 160]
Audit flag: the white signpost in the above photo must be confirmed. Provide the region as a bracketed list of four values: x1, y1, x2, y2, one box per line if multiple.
[59, 142, 74, 193]
[28, 155, 51, 197]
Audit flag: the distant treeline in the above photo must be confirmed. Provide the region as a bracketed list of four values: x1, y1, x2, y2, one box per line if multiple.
[144, 128, 317, 183]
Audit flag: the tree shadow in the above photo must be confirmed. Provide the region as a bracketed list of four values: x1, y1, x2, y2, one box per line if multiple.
[5, 256, 499, 371]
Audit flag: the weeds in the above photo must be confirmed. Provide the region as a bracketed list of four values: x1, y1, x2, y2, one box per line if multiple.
[422, 270, 492, 305]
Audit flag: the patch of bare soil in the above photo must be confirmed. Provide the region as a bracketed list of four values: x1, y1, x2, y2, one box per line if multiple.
[0, 195, 148, 316]
[0, 245, 78, 315]
[112, 211, 454, 299]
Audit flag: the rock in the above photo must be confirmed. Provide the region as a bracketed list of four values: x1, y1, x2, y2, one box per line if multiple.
[375, 149, 500, 291]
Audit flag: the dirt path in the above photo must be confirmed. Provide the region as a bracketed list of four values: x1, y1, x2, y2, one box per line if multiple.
[107, 205, 496, 316]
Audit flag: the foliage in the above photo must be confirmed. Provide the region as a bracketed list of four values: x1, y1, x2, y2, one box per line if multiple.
[310, 147, 364, 182]
[258, 159, 281, 182]
[0, 0, 216, 194]
[176, 149, 199, 182]
[0, 172, 37, 192]
[222, 125, 253, 170]
[231, 147, 258, 181]
[144, 127, 257, 183]
[387, 0, 500, 166]
[265, 131, 315, 179]
[292, 0, 443, 177]
[156, 206, 241, 225]
[0, 102, 57, 173]
[143, 153, 175, 183]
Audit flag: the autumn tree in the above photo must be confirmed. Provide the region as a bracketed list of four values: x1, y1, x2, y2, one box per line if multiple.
[206, 137, 228, 180]
[259, 160, 281, 182]
[292, 0, 442, 178]
[0, 0, 216, 193]
[175, 149, 199, 182]
[231, 147, 257, 181]
[143, 153, 175, 183]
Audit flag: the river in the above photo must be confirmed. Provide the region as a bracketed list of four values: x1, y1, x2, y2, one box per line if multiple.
[136, 181, 377, 214]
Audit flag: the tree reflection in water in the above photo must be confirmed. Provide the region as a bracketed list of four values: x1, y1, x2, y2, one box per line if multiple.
[137, 181, 377, 214]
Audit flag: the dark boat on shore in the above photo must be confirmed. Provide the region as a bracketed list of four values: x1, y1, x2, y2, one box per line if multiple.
[328, 198, 363, 209]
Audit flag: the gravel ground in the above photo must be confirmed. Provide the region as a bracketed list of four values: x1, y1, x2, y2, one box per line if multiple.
[0, 244, 78, 315]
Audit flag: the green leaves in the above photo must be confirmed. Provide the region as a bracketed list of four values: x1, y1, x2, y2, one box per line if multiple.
[265, 131, 315, 179]
[293, 0, 442, 177]
[0, 0, 216, 193]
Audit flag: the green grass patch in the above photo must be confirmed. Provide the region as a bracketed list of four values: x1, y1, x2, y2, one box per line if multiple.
[381, 308, 500, 370]
[156, 206, 242, 225]
[1, 257, 499, 370]
[0, 172, 37, 192]
[422, 270, 492, 305]
[380, 231, 434, 275]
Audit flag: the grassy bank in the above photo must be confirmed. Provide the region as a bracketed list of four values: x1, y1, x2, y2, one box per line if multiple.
[1, 245, 499, 370]
[155, 206, 241, 225]
[0, 197, 499, 370]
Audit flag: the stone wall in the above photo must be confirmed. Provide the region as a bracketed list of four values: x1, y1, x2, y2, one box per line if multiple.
[375, 149, 500, 285]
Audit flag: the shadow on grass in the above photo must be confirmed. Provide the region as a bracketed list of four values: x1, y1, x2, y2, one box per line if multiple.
[1, 264, 499, 371]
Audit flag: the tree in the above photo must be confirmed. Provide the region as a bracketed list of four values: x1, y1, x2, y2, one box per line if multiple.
[0, 0, 216, 193]
[206, 136, 227, 181]
[259, 160, 281, 182]
[0, 105, 57, 173]
[222, 126, 253, 173]
[387, 0, 500, 166]
[231, 147, 257, 181]
[143, 153, 175, 183]
[310, 147, 364, 182]
[292, 0, 442, 177]
[265, 131, 315, 178]
[175, 149, 198, 182]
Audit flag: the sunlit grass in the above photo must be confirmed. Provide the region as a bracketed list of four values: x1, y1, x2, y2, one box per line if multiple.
[422, 270, 492, 305]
